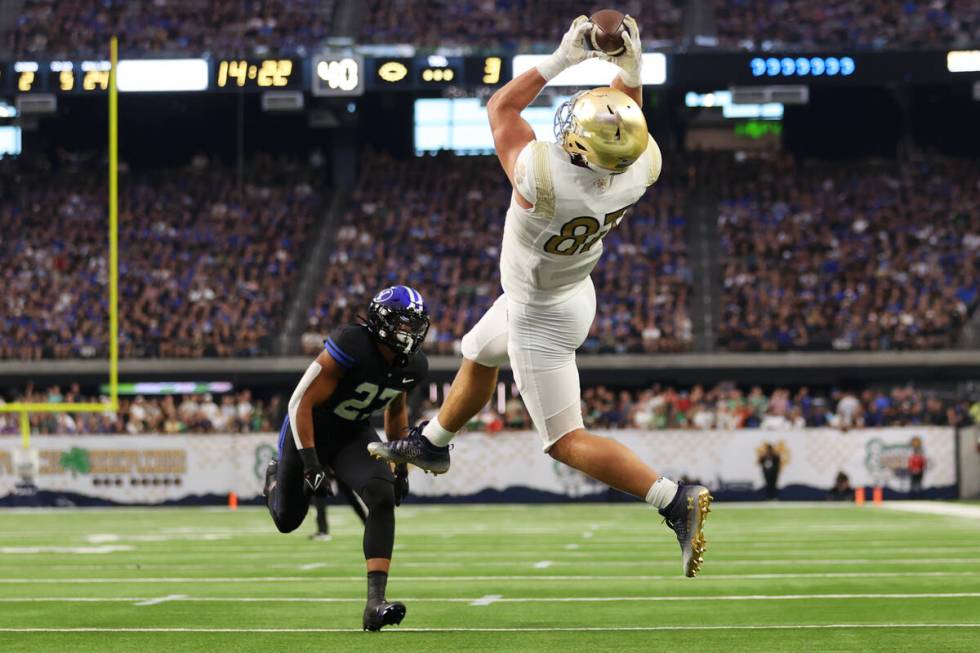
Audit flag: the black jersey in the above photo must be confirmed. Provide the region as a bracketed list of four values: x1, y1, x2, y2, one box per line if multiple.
[314, 324, 428, 428]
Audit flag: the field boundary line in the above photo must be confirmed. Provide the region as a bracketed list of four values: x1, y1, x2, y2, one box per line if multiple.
[2, 592, 979, 604]
[2, 571, 979, 584]
[1, 624, 979, 634]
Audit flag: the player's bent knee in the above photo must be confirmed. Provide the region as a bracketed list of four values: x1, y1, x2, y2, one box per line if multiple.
[461, 335, 509, 369]
[360, 478, 396, 513]
[271, 509, 305, 534]
[545, 427, 587, 461]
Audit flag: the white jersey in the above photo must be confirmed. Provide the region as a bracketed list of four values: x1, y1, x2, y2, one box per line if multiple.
[500, 136, 662, 305]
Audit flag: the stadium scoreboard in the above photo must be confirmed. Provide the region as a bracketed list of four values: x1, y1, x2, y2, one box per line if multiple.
[1, 51, 976, 96]
[367, 55, 508, 90]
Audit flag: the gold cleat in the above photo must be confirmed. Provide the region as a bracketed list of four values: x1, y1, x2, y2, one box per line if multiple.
[660, 485, 713, 577]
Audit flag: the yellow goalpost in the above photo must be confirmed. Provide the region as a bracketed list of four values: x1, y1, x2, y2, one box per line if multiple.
[0, 37, 121, 448]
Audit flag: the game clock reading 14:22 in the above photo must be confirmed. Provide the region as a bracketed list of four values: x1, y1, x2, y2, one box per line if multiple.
[214, 59, 298, 89]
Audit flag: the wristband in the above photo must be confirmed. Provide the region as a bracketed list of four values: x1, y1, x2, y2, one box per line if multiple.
[298, 447, 320, 469]
[617, 69, 641, 89]
[536, 54, 569, 82]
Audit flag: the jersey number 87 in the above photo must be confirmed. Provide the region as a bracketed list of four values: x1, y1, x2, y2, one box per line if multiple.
[543, 205, 630, 256]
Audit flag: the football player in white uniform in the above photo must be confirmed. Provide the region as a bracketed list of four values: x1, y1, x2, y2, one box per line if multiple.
[370, 16, 712, 577]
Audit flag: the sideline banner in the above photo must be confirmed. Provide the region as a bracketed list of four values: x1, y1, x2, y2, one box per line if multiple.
[0, 434, 275, 505]
[0, 427, 957, 505]
[410, 427, 957, 501]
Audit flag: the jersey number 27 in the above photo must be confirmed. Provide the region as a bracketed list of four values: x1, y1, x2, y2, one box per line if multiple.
[334, 382, 401, 421]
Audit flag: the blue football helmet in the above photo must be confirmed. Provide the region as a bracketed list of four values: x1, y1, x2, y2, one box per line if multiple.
[366, 286, 430, 355]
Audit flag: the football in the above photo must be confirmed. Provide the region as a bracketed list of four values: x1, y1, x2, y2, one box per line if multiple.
[589, 8, 626, 56]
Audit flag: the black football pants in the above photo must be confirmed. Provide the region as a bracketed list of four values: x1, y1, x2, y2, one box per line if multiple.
[268, 417, 396, 559]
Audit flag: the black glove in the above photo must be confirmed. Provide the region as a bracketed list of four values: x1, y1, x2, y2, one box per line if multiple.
[299, 447, 331, 498]
[303, 464, 332, 498]
[393, 463, 410, 507]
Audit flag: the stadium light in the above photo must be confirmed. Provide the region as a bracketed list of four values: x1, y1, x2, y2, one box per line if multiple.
[512, 53, 666, 86]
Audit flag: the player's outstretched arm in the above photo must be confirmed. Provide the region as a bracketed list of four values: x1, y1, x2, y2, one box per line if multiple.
[488, 16, 594, 194]
[287, 349, 345, 496]
[487, 68, 544, 193]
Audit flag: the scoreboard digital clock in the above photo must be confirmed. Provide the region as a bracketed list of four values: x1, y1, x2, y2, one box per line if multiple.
[214, 58, 300, 90]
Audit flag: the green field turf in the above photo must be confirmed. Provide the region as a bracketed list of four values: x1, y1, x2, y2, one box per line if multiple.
[1, 502, 979, 652]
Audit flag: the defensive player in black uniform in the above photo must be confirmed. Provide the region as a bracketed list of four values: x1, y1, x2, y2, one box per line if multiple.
[263, 285, 430, 631]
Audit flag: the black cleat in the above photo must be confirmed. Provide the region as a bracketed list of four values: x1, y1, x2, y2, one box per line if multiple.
[367, 421, 451, 474]
[362, 599, 407, 631]
[659, 483, 713, 577]
[262, 459, 278, 498]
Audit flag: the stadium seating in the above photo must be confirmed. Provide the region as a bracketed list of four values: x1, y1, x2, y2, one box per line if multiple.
[357, 0, 977, 50]
[0, 386, 281, 434]
[2, 382, 972, 434]
[4, 0, 976, 57]
[6, 0, 334, 57]
[302, 149, 693, 356]
[712, 0, 980, 50]
[358, 0, 684, 49]
[716, 153, 979, 352]
[0, 153, 320, 360]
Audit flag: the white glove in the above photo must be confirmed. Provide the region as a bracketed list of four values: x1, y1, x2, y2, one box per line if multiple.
[596, 15, 643, 88]
[536, 16, 595, 82]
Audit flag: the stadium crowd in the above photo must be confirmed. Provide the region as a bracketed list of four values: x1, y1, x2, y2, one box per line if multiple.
[6, 0, 334, 57]
[712, 0, 980, 50]
[3, 383, 976, 435]
[0, 152, 320, 360]
[716, 153, 979, 352]
[450, 383, 979, 432]
[4, 0, 977, 57]
[302, 150, 693, 356]
[358, 0, 683, 49]
[0, 385, 281, 435]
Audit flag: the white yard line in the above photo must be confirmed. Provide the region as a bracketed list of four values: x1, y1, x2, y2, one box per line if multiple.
[3, 571, 979, 584]
[533, 561, 553, 569]
[882, 502, 980, 520]
[0, 624, 978, 633]
[469, 594, 503, 606]
[133, 595, 187, 606]
[2, 592, 978, 604]
[298, 563, 328, 571]
[0, 546, 133, 554]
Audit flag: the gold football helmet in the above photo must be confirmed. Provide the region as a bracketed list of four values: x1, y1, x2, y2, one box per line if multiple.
[554, 87, 648, 174]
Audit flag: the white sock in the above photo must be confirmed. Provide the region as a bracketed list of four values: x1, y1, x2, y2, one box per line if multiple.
[422, 416, 456, 447]
[644, 477, 679, 510]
